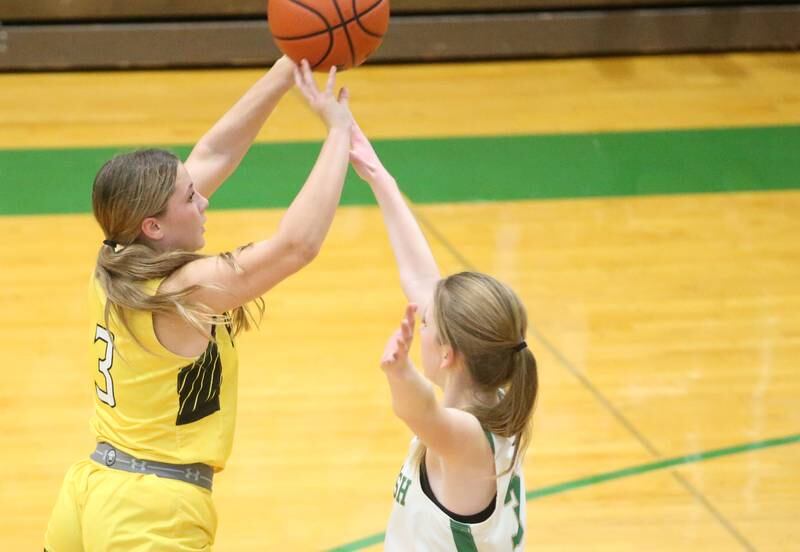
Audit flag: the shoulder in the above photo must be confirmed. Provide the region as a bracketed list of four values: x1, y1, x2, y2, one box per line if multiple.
[427, 408, 494, 471]
[158, 259, 198, 295]
[89, 271, 166, 309]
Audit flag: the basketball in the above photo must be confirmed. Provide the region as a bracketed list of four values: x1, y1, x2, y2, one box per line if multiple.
[267, 0, 390, 72]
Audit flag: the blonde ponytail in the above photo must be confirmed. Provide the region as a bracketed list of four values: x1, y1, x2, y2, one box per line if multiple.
[433, 272, 538, 474]
[472, 345, 537, 473]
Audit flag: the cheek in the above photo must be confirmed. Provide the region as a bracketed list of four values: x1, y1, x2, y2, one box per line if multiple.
[181, 204, 199, 224]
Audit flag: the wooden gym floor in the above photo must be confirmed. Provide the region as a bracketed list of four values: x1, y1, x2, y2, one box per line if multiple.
[0, 53, 798, 550]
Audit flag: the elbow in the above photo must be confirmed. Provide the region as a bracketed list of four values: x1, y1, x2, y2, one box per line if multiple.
[295, 238, 321, 264]
[392, 399, 432, 433]
[274, 223, 323, 269]
[390, 387, 434, 426]
[392, 401, 417, 427]
[284, 237, 321, 269]
[391, 397, 407, 421]
[193, 140, 222, 161]
[388, 380, 411, 421]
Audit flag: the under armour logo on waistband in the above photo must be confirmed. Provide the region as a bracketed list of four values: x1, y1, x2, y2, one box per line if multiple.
[104, 449, 117, 466]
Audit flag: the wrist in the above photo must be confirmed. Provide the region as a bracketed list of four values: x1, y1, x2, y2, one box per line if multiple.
[367, 167, 394, 187]
[383, 357, 414, 376]
[328, 121, 353, 134]
[270, 57, 296, 89]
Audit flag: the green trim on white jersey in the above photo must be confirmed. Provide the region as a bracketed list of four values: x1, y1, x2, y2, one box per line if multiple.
[385, 431, 526, 551]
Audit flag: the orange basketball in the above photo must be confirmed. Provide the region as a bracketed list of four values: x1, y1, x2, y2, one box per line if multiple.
[267, 0, 390, 72]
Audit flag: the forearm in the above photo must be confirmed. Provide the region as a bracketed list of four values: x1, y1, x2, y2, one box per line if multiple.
[370, 170, 441, 305]
[385, 361, 438, 427]
[276, 126, 351, 256]
[187, 62, 294, 196]
[197, 68, 292, 154]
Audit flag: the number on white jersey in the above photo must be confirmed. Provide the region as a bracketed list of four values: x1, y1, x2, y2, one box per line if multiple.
[505, 473, 524, 548]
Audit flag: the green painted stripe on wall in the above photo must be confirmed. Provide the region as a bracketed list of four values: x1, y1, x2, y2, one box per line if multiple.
[1, 126, 799, 216]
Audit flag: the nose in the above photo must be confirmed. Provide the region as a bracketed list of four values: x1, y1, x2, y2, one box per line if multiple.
[198, 193, 209, 212]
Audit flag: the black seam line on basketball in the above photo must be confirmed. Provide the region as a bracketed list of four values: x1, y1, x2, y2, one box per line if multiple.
[407, 197, 756, 551]
[271, 0, 384, 41]
[330, 0, 356, 68]
[352, 0, 384, 38]
[285, 0, 335, 69]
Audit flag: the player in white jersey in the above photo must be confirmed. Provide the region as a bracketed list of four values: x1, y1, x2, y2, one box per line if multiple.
[349, 123, 538, 551]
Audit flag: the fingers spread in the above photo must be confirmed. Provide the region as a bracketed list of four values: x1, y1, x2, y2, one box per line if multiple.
[299, 59, 315, 91]
[400, 323, 411, 343]
[294, 62, 313, 98]
[338, 86, 349, 105]
[325, 65, 337, 95]
[405, 304, 417, 333]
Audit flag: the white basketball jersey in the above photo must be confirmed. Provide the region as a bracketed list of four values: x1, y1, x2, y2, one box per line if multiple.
[384, 432, 526, 551]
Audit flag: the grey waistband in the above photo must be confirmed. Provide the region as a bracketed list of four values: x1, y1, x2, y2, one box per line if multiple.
[91, 442, 214, 491]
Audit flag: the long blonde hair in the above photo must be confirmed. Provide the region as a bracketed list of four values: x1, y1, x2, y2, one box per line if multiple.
[92, 149, 262, 342]
[433, 271, 538, 473]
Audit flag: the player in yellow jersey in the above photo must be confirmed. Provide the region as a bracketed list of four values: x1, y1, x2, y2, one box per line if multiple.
[44, 59, 352, 552]
[349, 124, 538, 551]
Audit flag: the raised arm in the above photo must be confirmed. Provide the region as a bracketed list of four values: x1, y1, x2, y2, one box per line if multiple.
[349, 123, 440, 307]
[381, 304, 490, 464]
[184, 56, 296, 199]
[170, 61, 352, 313]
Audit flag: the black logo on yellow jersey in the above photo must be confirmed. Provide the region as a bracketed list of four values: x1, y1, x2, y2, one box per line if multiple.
[176, 326, 223, 425]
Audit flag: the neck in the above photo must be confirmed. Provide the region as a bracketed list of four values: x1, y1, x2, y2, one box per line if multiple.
[142, 236, 183, 254]
[441, 369, 498, 411]
[441, 373, 471, 409]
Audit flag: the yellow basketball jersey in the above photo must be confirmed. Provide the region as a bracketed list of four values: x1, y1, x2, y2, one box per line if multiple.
[88, 275, 238, 471]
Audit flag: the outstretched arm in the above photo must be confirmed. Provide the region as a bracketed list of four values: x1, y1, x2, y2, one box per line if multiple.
[381, 304, 489, 464]
[170, 61, 353, 313]
[350, 123, 440, 307]
[185, 56, 296, 199]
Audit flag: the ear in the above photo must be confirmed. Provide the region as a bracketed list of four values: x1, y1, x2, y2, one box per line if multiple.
[140, 216, 164, 241]
[439, 344, 456, 370]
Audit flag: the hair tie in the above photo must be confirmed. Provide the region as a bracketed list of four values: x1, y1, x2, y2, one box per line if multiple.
[513, 340, 527, 353]
[103, 239, 118, 249]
